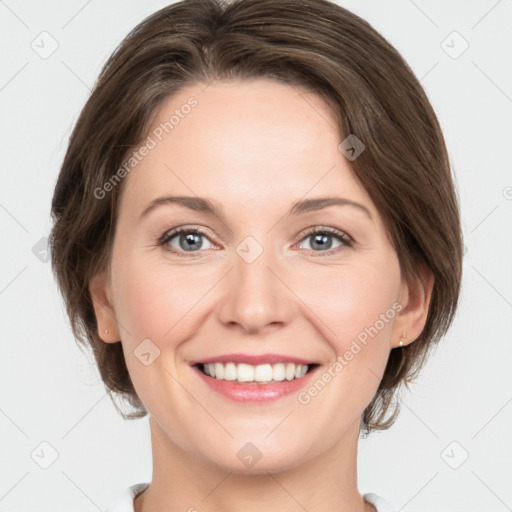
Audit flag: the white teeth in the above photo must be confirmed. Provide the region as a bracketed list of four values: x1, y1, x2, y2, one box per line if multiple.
[224, 362, 237, 381]
[237, 363, 255, 382]
[254, 364, 273, 382]
[200, 362, 310, 383]
[285, 363, 296, 381]
[214, 362, 224, 379]
[273, 363, 285, 381]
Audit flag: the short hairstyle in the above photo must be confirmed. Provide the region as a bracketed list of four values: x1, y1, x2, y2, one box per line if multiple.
[49, 0, 463, 434]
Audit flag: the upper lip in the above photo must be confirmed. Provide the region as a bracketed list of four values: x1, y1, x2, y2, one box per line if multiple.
[190, 353, 316, 366]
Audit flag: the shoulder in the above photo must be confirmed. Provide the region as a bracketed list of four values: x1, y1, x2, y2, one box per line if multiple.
[363, 492, 398, 512]
[104, 482, 150, 512]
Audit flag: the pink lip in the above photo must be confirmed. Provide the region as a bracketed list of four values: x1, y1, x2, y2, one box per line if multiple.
[190, 353, 315, 365]
[191, 363, 319, 403]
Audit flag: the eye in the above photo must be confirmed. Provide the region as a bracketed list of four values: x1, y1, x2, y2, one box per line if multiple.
[297, 226, 352, 254]
[159, 225, 352, 258]
[160, 227, 215, 257]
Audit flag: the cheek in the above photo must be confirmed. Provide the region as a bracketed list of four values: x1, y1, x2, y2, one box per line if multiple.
[293, 263, 400, 418]
[111, 252, 216, 343]
[298, 260, 401, 346]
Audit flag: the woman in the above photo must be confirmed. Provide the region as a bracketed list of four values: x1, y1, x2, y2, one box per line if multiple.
[49, 0, 462, 510]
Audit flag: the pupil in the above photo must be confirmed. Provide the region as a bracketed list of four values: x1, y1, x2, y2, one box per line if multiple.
[312, 233, 332, 250]
[182, 233, 202, 251]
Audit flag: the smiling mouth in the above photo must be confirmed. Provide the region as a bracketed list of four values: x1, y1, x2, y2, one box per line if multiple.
[195, 362, 319, 384]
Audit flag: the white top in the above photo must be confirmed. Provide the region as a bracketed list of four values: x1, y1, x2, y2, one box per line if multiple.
[104, 483, 398, 512]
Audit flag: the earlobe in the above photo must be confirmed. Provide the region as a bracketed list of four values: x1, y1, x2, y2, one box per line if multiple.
[89, 272, 120, 343]
[392, 266, 434, 348]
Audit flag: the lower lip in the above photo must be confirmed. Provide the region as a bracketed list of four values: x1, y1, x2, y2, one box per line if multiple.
[192, 365, 318, 402]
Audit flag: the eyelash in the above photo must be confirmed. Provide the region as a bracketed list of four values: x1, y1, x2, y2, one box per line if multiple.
[158, 225, 353, 258]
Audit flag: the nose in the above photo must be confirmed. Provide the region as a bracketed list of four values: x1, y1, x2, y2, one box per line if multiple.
[216, 240, 295, 335]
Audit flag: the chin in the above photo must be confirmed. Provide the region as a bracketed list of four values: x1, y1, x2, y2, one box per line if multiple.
[197, 436, 314, 475]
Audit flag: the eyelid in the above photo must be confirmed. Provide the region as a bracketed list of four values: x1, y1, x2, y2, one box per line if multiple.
[159, 224, 353, 258]
[292, 226, 353, 254]
[293, 225, 352, 244]
[158, 226, 219, 259]
[159, 225, 218, 247]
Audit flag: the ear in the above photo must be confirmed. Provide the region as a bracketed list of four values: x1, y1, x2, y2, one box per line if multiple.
[391, 265, 434, 348]
[89, 271, 121, 343]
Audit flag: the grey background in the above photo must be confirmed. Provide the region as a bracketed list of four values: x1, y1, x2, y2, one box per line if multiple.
[1, 0, 511, 510]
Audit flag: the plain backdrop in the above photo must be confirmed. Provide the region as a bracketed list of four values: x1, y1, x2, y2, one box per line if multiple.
[1, 0, 511, 510]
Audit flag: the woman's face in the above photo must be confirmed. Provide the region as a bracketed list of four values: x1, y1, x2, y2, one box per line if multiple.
[97, 79, 414, 472]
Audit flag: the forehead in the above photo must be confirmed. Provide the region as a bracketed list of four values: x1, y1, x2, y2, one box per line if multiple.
[119, 79, 375, 218]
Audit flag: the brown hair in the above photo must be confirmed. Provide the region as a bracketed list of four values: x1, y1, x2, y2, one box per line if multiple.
[49, 0, 463, 433]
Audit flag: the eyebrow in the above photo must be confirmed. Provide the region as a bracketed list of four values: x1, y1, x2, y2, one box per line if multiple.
[139, 195, 373, 222]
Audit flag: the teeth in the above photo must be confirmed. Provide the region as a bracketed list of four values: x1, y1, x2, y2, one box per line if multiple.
[285, 363, 296, 380]
[224, 362, 237, 381]
[237, 363, 255, 382]
[201, 362, 309, 383]
[254, 364, 272, 382]
[214, 362, 224, 379]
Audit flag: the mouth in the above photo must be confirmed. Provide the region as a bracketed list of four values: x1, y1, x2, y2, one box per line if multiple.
[195, 361, 319, 385]
[189, 353, 321, 402]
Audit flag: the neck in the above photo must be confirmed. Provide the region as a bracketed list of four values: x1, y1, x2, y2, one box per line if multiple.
[134, 415, 372, 512]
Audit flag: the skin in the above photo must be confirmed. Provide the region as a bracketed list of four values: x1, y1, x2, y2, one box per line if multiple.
[90, 79, 433, 512]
